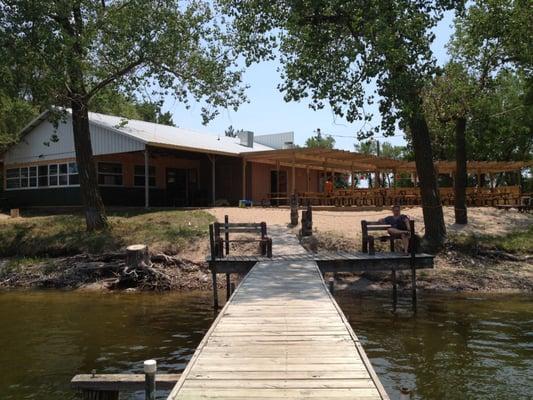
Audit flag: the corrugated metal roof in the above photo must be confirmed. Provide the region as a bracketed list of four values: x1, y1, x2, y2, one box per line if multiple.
[88, 112, 274, 155]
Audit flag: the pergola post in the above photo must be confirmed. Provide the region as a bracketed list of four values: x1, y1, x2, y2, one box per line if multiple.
[242, 159, 247, 199]
[306, 167, 310, 192]
[144, 147, 150, 209]
[276, 160, 280, 195]
[291, 155, 296, 195]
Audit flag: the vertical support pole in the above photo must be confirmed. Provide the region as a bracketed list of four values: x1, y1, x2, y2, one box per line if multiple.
[291, 155, 296, 195]
[231, 282, 235, 294]
[409, 220, 417, 311]
[224, 215, 230, 256]
[144, 360, 156, 400]
[328, 277, 334, 294]
[212, 269, 218, 309]
[226, 273, 231, 301]
[306, 167, 310, 192]
[276, 160, 280, 206]
[81, 390, 118, 400]
[144, 147, 150, 209]
[242, 159, 247, 199]
[392, 268, 397, 312]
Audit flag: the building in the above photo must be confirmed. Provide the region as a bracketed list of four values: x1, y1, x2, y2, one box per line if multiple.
[0, 110, 322, 208]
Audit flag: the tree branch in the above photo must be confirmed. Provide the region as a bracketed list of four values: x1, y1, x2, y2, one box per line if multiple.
[86, 58, 145, 99]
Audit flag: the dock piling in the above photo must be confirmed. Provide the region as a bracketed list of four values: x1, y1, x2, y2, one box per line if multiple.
[328, 276, 334, 294]
[144, 360, 156, 400]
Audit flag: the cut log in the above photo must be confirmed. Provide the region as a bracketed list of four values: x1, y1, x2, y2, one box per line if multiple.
[126, 245, 151, 268]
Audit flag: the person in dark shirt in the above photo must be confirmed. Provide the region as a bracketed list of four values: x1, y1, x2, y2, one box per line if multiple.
[379, 205, 411, 254]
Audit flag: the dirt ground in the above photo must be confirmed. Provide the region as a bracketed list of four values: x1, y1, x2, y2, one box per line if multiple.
[208, 206, 533, 293]
[207, 206, 533, 239]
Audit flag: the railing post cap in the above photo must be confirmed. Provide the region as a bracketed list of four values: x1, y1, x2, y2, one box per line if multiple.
[144, 359, 157, 374]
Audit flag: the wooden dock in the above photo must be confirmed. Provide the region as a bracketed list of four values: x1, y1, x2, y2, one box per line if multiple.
[167, 227, 390, 399]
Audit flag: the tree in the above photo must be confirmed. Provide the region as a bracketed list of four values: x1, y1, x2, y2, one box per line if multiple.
[423, 0, 533, 224]
[305, 129, 335, 149]
[0, 92, 37, 152]
[1, 1, 245, 230]
[224, 125, 246, 138]
[221, 0, 460, 250]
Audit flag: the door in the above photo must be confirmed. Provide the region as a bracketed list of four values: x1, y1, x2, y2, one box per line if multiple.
[166, 168, 188, 206]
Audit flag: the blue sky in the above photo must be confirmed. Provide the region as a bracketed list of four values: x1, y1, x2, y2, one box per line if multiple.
[162, 12, 455, 151]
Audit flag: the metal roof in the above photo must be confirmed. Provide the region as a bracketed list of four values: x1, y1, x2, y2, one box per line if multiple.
[88, 112, 274, 156]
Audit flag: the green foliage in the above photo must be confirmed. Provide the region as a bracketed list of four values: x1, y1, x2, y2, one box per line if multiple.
[224, 125, 246, 138]
[0, 92, 37, 152]
[354, 140, 408, 160]
[305, 129, 335, 149]
[421, 0, 533, 162]
[0, 0, 247, 123]
[221, 0, 462, 137]
[90, 88, 175, 126]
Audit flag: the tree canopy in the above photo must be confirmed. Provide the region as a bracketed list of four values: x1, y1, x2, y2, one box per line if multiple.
[305, 129, 335, 149]
[1, 0, 247, 230]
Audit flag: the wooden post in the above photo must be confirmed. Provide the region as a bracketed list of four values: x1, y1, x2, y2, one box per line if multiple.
[126, 245, 150, 268]
[306, 167, 310, 192]
[226, 273, 231, 301]
[276, 161, 281, 206]
[391, 268, 397, 311]
[10, 208, 20, 218]
[144, 148, 150, 209]
[144, 360, 156, 400]
[230, 282, 235, 294]
[409, 220, 417, 311]
[211, 269, 218, 309]
[291, 155, 296, 195]
[224, 215, 230, 256]
[328, 277, 334, 294]
[290, 194, 298, 226]
[242, 159, 247, 199]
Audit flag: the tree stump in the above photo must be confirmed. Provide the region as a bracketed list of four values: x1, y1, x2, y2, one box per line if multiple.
[126, 245, 151, 268]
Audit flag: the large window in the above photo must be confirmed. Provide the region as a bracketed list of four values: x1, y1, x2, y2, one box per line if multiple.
[5, 162, 79, 190]
[98, 162, 123, 186]
[134, 165, 156, 187]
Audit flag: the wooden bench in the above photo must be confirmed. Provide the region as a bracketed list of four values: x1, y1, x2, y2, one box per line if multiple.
[361, 219, 416, 255]
[209, 215, 273, 259]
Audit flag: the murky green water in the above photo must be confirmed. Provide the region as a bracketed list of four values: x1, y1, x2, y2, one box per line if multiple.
[0, 290, 531, 400]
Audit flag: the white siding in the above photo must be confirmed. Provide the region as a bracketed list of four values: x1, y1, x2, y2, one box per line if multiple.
[4, 117, 145, 165]
[254, 132, 295, 149]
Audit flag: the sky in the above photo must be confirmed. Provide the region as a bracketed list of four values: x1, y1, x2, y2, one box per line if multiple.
[162, 12, 455, 151]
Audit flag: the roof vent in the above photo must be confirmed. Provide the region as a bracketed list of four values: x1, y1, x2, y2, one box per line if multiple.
[238, 131, 254, 148]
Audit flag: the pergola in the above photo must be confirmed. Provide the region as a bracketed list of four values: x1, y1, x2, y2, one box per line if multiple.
[242, 148, 531, 206]
[242, 147, 405, 195]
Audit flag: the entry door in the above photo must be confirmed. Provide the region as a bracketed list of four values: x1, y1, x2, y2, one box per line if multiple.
[166, 168, 188, 206]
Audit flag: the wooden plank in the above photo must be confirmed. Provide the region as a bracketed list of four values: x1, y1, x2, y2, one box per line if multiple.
[168, 230, 390, 400]
[71, 374, 180, 391]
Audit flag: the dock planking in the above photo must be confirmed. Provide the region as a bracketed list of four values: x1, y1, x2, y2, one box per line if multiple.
[168, 226, 389, 400]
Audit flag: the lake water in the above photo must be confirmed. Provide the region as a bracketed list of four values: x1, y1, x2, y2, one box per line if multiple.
[0, 290, 531, 399]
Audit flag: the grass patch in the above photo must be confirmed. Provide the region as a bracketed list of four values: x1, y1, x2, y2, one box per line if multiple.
[449, 225, 533, 255]
[0, 209, 215, 257]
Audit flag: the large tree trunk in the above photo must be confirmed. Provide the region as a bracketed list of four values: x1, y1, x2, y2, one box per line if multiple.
[71, 97, 108, 231]
[454, 117, 468, 224]
[408, 110, 446, 252]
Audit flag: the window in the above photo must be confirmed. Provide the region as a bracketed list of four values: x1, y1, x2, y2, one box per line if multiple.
[134, 165, 156, 187]
[68, 163, 79, 185]
[6, 168, 20, 189]
[98, 162, 123, 186]
[5, 162, 79, 190]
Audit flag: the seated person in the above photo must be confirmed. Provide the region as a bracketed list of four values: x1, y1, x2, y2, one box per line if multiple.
[379, 205, 411, 254]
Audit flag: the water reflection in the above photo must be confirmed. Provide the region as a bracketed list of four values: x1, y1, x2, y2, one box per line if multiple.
[0, 290, 531, 400]
[336, 292, 533, 400]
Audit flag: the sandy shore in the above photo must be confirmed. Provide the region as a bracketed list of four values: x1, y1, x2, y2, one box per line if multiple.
[207, 206, 533, 238]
